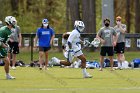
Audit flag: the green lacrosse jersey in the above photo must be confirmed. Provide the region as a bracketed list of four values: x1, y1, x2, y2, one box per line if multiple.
[0, 26, 12, 43]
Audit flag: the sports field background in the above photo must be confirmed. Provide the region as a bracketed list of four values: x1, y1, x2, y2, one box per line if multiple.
[0, 51, 139, 93]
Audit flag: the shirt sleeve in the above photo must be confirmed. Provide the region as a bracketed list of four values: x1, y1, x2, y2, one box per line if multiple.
[67, 31, 76, 43]
[50, 28, 55, 37]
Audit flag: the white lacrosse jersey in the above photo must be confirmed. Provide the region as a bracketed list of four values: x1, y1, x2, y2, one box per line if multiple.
[67, 29, 81, 52]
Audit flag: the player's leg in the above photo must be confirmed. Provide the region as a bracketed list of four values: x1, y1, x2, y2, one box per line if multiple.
[44, 47, 51, 70]
[99, 56, 104, 71]
[50, 57, 72, 66]
[99, 47, 106, 71]
[109, 56, 114, 71]
[108, 47, 114, 71]
[12, 42, 19, 69]
[39, 48, 44, 70]
[77, 54, 92, 78]
[76, 50, 92, 78]
[1, 48, 15, 79]
[117, 42, 125, 69]
[44, 51, 49, 70]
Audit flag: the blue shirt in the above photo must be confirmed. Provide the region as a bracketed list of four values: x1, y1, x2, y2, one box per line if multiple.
[36, 27, 54, 47]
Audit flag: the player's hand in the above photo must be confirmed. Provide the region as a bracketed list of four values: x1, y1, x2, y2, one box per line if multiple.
[18, 43, 22, 47]
[113, 42, 117, 46]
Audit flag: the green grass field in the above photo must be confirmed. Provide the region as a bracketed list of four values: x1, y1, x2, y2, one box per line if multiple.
[0, 66, 140, 93]
[0, 51, 139, 93]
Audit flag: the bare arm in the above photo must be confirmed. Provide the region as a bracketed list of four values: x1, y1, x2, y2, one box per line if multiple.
[34, 34, 38, 47]
[18, 33, 22, 47]
[118, 25, 126, 34]
[50, 35, 55, 45]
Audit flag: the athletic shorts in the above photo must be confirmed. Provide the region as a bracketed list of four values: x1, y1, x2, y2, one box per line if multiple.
[39, 47, 51, 52]
[0, 48, 8, 58]
[8, 41, 19, 54]
[114, 42, 125, 54]
[100, 46, 114, 56]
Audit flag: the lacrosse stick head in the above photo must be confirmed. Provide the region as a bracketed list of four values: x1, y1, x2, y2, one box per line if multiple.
[92, 38, 100, 47]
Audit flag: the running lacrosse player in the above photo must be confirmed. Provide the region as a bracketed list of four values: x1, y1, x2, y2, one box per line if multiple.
[97, 18, 118, 71]
[114, 16, 127, 70]
[50, 20, 92, 78]
[0, 16, 17, 79]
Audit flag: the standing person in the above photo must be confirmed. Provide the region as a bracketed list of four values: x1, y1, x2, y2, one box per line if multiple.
[34, 19, 55, 70]
[0, 16, 16, 79]
[50, 20, 92, 78]
[114, 16, 127, 69]
[97, 18, 118, 71]
[8, 18, 22, 70]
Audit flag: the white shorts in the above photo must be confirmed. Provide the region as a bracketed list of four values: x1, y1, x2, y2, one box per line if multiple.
[63, 50, 83, 59]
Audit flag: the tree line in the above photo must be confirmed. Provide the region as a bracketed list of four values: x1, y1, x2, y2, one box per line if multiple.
[0, 0, 140, 33]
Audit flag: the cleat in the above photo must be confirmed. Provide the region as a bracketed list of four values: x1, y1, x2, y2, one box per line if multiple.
[83, 73, 93, 78]
[6, 75, 15, 80]
[50, 57, 60, 65]
[11, 66, 16, 70]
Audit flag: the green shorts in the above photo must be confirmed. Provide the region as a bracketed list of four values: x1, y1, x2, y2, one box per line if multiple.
[0, 48, 8, 58]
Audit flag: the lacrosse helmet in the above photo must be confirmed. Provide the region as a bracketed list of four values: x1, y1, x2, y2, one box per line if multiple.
[5, 16, 17, 28]
[74, 20, 85, 32]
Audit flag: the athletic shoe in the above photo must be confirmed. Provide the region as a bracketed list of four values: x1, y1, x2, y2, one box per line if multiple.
[99, 68, 103, 71]
[50, 57, 60, 65]
[39, 67, 42, 70]
[83, 73, 93, 78]
[6, 75, 15, 80]
[11, 66, 16, 70]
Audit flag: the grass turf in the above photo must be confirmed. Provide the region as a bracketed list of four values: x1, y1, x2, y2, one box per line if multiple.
[0, 67, 140, 93]
[0, 51, 139, 93]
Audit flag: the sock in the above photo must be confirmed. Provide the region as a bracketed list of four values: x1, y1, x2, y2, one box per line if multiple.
[82, 68, 87, 75]
[6, 73, 10, 76]
[118, 61, 121, 68]
[57, 59, 60, 64]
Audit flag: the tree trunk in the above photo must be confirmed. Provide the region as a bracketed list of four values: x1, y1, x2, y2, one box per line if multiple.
[11, 0, 19, 15]
[135, 0, 140, 33]
[126, 0, 130, 33]
[66, 0, 70, 32]
[69, 0, 80, 27]
[82, 0, 96, 33]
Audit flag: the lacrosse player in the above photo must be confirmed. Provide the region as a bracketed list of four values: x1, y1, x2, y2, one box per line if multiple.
[0, 16, 17, 79]
[50, 20, 92, 78]
[97, 18, 118, 71]
[114, 16, 127, 70]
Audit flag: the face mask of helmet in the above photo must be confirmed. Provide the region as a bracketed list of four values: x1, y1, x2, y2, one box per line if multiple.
[77, 26, 85, 32]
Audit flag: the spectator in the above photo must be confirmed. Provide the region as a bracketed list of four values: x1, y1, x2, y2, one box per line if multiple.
[34, 19, 55, 70]
[114, 16, 127, 70]
[8, 18, 22, 70]
[97, 18, 118, 71]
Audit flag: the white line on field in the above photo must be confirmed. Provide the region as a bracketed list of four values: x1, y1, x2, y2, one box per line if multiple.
[16, 87, 140, 91]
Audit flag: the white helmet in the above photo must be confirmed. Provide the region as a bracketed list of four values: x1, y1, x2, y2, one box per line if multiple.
[5, 16, 17, 27]
[74, 20, 85, 32]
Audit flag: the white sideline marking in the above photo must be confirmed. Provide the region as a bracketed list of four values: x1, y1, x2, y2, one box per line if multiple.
[16, 87, 140, 91]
